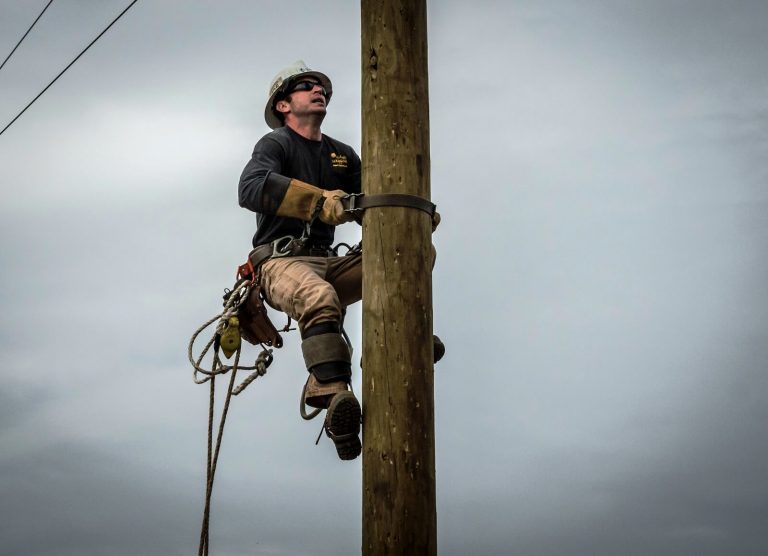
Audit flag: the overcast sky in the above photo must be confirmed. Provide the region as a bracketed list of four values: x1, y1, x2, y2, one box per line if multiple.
[1, 1, 767, 555]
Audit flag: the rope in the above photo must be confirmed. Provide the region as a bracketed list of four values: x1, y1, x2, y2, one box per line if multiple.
[232, 349, 273, 395]
[189, 309, 274, 389]
[299, 377, 322, 421]
[190, 276, 279, 555]
[199, 355, 216, 556]
[198, 347, 241, 556]
[188, 278, 263, 384]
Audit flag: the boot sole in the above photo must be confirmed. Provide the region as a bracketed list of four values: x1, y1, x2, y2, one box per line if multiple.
[326, 391, 362, 460]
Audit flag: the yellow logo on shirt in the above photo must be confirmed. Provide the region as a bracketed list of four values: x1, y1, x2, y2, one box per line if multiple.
[330, 152, 348, 168]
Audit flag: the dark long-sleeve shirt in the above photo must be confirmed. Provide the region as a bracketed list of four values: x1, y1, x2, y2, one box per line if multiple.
[239, 126, 361, 248]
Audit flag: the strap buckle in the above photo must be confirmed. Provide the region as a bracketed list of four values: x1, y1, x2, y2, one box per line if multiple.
[342, 193, 364, 215]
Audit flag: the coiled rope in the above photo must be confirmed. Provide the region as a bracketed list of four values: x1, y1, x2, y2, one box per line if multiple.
[188, 278, 274, 556]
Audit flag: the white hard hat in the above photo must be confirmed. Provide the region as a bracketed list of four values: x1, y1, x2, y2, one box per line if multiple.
[264, 60, 333, 129]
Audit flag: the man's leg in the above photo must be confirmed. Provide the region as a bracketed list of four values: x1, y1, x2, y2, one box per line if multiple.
[326, 250, 445, 362]
[300, 321, 351, 408]
[261, 256, 351, 407]
[326, 251, 362, 307]
[260, 256, 342, 330]
[260, 256, 361, 460]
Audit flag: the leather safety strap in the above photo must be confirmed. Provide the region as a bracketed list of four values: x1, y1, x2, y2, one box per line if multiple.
[247, 242, 276, 270]
[237, 242, 274, 284]
[342, 193, 436, 217]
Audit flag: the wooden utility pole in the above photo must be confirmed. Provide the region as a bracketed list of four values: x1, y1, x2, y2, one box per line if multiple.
[361, 1, 436, 554]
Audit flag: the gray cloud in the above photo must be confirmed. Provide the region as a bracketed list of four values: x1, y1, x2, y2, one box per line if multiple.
[2, 0, 767, 554]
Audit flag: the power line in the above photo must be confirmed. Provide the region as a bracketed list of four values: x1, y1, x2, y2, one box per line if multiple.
[0, 0, 140, 138]
[0, 0, 55, 73]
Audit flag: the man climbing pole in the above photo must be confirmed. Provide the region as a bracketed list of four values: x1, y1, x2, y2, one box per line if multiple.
[238, 61, 364, 460]
[237, 60, 443, 462]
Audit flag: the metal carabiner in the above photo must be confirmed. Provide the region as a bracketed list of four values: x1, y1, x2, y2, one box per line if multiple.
[271, 235, 296, 257]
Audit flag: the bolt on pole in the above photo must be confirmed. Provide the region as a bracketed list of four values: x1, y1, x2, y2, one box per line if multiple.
[360, 0, 436, 554]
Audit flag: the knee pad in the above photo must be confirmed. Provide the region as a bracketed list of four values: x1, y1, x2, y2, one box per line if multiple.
[302, 321, 340, 339]
[312, 361, 352, 383]
[301, 331, 351, 383]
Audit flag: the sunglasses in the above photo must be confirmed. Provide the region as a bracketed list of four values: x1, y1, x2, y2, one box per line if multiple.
[287, 80, 328, 97]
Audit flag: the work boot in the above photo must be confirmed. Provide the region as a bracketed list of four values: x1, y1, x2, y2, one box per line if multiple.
[359, 335, 446, 370]
[324, 390, 362, 460]
[433, 334, 445, 363]
[303, 373, 347, 409]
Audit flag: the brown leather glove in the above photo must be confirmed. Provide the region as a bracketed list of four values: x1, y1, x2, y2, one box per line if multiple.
[276, 179, 352, 226]
[275, 179, 324, 221]
[320, 189, 355, 226]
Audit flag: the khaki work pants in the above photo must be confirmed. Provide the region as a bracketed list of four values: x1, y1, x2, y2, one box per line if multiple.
[259, 252, 362, 333]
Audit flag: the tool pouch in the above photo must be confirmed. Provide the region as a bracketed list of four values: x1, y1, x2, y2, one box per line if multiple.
[237, 285, 283, 348]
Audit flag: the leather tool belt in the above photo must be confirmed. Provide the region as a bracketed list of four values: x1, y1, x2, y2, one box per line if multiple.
[246, 238, 333, 270]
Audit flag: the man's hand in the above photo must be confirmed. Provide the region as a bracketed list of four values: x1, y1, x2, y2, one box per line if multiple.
[320, 189, 355, 226]
[275, 179, 353, 226]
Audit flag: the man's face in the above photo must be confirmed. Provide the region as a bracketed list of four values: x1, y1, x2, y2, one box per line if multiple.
[278, 78, 328, 119]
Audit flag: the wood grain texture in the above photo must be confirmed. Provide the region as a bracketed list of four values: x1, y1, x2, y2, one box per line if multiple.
[361, 1, 436, 554]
